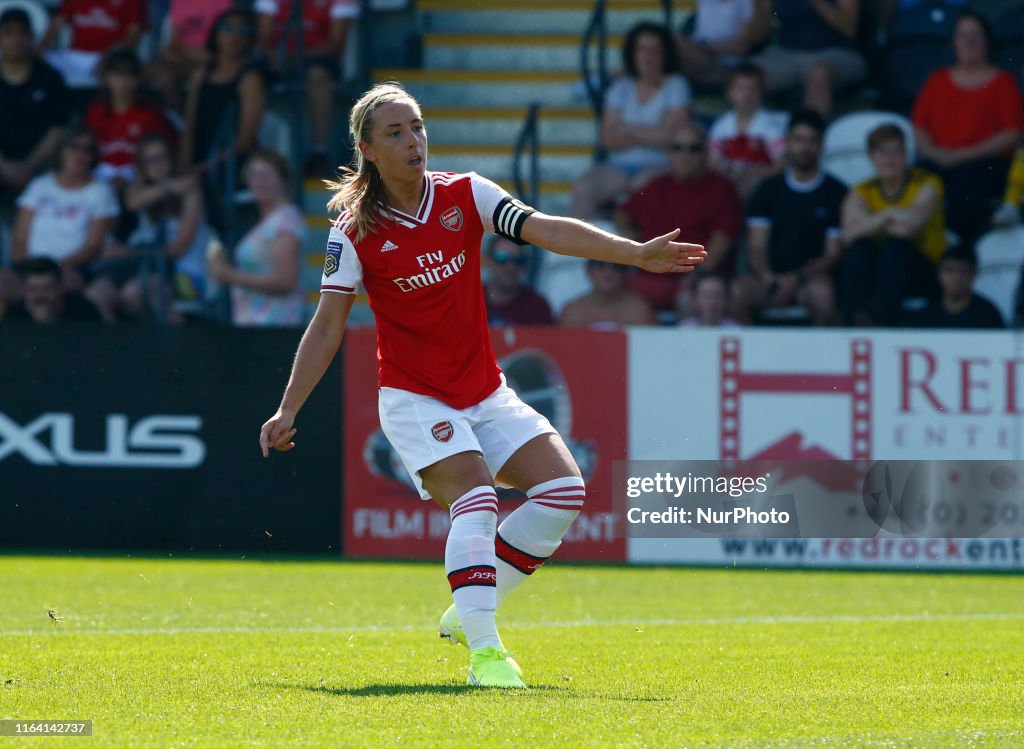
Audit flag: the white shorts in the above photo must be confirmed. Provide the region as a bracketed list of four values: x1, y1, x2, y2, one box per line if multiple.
[378, 374, 557, 500]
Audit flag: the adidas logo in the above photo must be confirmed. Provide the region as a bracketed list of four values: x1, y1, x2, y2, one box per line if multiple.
[380, 240, 399, 253]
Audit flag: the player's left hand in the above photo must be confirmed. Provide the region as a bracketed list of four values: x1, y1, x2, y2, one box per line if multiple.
[636, 229, 707, 274]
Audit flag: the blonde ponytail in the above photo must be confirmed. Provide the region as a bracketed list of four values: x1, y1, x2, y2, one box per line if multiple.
[325, 82, 421, 242]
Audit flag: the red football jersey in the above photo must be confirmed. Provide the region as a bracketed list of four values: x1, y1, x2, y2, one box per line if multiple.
[254, 0, 359, 50]
[86, 100, 177, 171]
[60, 0, 146, 53]
[321, 171, 509, 409]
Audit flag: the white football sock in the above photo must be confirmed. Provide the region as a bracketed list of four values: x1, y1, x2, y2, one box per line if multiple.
[495, 477, 585, 607]
[445, 486, 500, 650]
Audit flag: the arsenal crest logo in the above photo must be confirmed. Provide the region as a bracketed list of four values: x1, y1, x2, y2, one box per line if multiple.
[439, 206, 463, 232]
[431, 421, 454, 443]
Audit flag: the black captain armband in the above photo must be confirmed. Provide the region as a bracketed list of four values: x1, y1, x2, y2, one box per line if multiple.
[492, 197, 537, 245]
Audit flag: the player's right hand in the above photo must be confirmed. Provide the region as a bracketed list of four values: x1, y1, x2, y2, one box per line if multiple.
[260, 411, 297, 458]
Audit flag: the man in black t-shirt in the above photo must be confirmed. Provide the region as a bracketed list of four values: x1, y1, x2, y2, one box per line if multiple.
[0, 8, 69, 203]
[735, 109, 847, 326]
[2, 258, 103, 323]
[904, 247, 1005, 329]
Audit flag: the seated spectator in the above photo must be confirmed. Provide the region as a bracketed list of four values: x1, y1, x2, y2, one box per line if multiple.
[3, 257, 103, 323]
[256, 0, 359, 178]
[675, 0, 771, 87]
[483, 237, 553, 326]
[206, 149, 303, 326]
[0, 8, 69, 206]
[708, 63, 787, 201]
[560, 259, 655, 327]
[152, 0, 233, 112]
[678, 273, 740, 327]
[734, 109, 846, 326]
[572, 22, 691, 220]
[86, 49, 177, 187]
[903, 246, 1004, 328]
[40, 0, 147, 86]
[912, 11, 1024, 243]
[180, 9, 266, 174]
[87, 134, 208, 321]
[614, 122, 741, 315]
[10, 127, 119, 295]
[752, 0, 865, 119]
[839, 123, 945, 326]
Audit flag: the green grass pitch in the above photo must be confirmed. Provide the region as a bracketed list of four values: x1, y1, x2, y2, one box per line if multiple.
[1, 555, 1022, 748]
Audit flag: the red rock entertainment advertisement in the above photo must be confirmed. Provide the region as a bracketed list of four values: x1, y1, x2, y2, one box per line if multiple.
[343, 327, 627, 561]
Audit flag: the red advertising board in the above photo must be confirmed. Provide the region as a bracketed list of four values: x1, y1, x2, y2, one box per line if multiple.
[343, 326, 627, 561]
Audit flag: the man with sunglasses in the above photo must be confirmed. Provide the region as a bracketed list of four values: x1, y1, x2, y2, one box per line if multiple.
[615, 121, 741, 319]
[483, 236, 553, 326]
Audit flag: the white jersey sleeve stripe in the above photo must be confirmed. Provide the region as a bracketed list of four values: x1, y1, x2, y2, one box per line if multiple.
[468, 171, 510, 234]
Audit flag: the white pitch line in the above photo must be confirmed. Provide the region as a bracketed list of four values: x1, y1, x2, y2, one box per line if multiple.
[1, 611, 1023, 637]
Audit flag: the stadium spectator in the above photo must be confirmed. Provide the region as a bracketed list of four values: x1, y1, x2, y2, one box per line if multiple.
[614, 122, 741, 316]
[734, 109, 846, 326]
[180, 9, 266, 173]
[86, 50, 177, 187]
[10, 127, 119, 295]
[40, 0, 147, 87]
[0, 8, 69, 204]
[151, 0, 233, 111]
[86, 133, 208, 321]
[206, 148, 304, 326]
[678, 273, 740, 327]
[839, 123, 945, 326]
[708, 63, 787, 201]
[483, 237, 553, 326]
[903, 246, 1004, 328]
[752, 0, 865, 120]
[912, 10, 1024, 243]
[559, 259, 656, 327]
[674, 0, 771, 87]
[255, 0, 360, 178]
[571, 22, 691, 220]
[2, 257, 103, 323]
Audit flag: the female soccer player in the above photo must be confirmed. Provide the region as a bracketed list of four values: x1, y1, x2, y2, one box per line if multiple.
[259, 82, 706, 689]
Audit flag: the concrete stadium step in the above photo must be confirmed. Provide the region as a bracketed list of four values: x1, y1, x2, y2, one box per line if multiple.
[374, 69, 584, 109]
[429, 143, 592, 183]
[418, 0, 678, 36]
[422, 107, 597, 147]
[423, 33, 622, 73]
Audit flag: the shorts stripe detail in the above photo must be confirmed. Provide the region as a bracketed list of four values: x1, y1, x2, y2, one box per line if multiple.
[447, 564, 497, 592]
[495, 531, 547, 575]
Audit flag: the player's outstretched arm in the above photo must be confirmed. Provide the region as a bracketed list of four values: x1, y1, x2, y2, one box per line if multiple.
[260, 292, 354, 457]
[520, 213, 707, 273]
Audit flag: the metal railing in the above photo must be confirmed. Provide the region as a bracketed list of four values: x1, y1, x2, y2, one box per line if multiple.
[512, 103, 543, 286]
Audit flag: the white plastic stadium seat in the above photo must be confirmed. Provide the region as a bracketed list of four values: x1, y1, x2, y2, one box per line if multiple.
[974, 227, 1024, 325]
[823, 112, 915, 187]
[0, 0, 49, 41]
